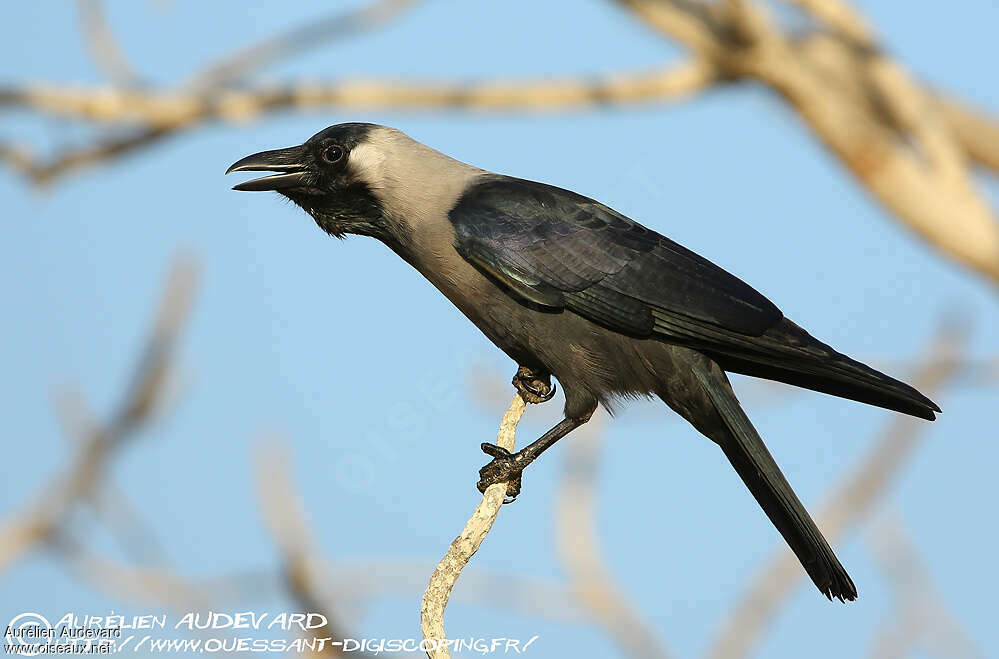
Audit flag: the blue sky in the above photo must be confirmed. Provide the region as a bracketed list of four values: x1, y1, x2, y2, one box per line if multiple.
[2, 1, 997, 657]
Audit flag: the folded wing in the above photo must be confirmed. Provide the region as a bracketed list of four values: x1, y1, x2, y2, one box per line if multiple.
[450, 176, 783, 340]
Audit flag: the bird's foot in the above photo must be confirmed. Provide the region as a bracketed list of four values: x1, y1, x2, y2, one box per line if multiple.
[513, 366, 555, 404]
[477, 443, 524, 503]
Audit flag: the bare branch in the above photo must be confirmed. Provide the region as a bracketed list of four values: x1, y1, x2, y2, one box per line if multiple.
[616, 1, 999, 285]
[1, 126, 172, 187]
[421, 394, 527, 659]
[254, 442, 358, 657]
[615, 0, 725, 58]
[328, 561, 585, 625]
[707, 319, 968, 659]
[936, 95, 999, 176]
[1, 63, 715, 124]
[75, 0, 141, 86]
[0, 62, 715, 185]
[555, 412, 672, 659]
[5, 0, 999, 285]
[0, 255, 198, 575]
[189, 0, 419, 89]
[867, 514, 985, 659]
[779, 0, 875, 46]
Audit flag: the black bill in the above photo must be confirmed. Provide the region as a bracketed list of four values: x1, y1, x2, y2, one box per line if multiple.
[226, 146, 310, 191]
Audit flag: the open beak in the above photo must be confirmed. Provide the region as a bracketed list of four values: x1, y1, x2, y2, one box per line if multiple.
[226, 145, 310, 191]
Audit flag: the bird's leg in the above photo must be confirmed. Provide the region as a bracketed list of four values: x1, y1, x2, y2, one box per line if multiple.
[477, 411, 592, 503]
[511, 365, 556, 404]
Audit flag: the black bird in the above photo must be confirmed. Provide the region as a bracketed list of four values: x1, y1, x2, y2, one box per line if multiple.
[228, 123, 940, 601]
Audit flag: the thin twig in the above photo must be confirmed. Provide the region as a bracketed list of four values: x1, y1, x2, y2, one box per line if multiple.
[5, 0, 999, 287]
[189, 0, 419, 89]
[421, 394, 527, 659]
[52, 388, 174, 567]
[617, 0, 999, 286]
[75, 0, 141, 86]
[0, 62, 715, 185]
[779, 0, 875, 46]
[0, 256, 198, 576]
[555, 412, 672, 659]
[254, 442, 362, 657]
[936, 96, 999, 176]
[1, 64, 715, 124]
[866, 514, 985, 659]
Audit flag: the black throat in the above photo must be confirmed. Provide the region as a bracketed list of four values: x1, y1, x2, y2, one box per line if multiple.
[283, 179, 394, 245]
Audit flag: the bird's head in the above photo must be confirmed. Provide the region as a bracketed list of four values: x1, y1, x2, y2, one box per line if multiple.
[226, 122, 389, 239]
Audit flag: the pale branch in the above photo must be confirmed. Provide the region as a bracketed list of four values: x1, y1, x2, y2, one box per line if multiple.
[52, 388, 175, 567]
[4, 0, 999, 285]
[75, 0, 141, 86]
[0, 63, 716, 124]
[865, 622, 911, 659]
[48, 532, 291, 650]
[706, 319, 968, 659]
[254, 442, 361, 657]
[188, 0, 420, 90]
[936, 96, 999, 176]
[866, 514, 985, 659]
[617, 0, 999, 286]
[0, 256, 198, 576]
[9, 0, 421, 185]
[1, 126, 173, 187]
[615, 0, 725, 59]
[555, 412, 672, 659]
[778, 0, 875, 46]
[327, 561, 586, 625]
[50, 533, 225, 613]
[52, 548, 588, 630]
[0, 62, 715, 185]
[421, 394, 527, 659]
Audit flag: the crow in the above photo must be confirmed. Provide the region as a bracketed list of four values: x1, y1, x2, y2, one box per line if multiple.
[228, 122, 941, 601]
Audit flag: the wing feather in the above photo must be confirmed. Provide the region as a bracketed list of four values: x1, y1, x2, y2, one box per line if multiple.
[450, 176, 782, 340]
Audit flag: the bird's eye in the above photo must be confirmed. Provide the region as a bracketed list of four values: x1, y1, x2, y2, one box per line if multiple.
[322, 144, 345, 164]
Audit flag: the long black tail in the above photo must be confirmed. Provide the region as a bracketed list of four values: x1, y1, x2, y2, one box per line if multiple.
[692, 362, 857, 601]
[705, 318, 940, 421]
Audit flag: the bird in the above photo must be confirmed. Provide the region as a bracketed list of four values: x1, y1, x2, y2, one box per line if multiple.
[227, 122, 940, 602]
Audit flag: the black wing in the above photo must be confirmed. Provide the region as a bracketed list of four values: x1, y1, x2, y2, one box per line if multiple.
[449, 176, 783, 341]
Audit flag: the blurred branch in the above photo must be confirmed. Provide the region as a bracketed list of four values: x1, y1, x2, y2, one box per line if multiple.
[254, 442, 362, 657]
[779, 0, 874, 46]
[75, 0, 141, 86]
[421, 394, 527, 659]
[53, 388, 175, 567]
[189, 0, 419, 89]
[1, 63, 714, 123]
[51, 533, 225, 613]
[707, 318, 967, 659]
[936, 96, 999, 176]
[329, 561, 586, 625]
[866, 513, 984, 659]
[10, 0, 420, 185]
[555, 411, 672, 659]
[0, 61, 714, 185]
[4, 0, 999, 283]
[0, 255, 198, 576]
[614, 0, 999, 285]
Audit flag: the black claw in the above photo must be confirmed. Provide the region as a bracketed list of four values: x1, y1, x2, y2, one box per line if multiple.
[512, 367, 555, 404]
[534, 381, 557, 402]
[480, 442, 511, 459]
[477, 443, 524, 501]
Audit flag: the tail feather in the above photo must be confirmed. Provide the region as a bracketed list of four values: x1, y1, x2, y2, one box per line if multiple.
[705, 318, 940, 421]
[692, 364, 857, 601]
